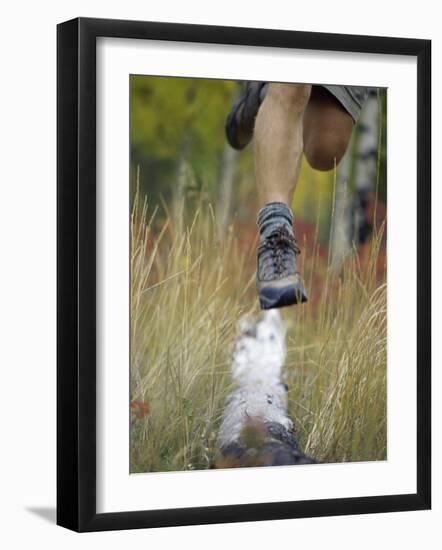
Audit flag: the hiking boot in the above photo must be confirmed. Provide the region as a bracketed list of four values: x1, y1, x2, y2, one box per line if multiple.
[257, 226, 308, 310]
[226, 82, 267, 150]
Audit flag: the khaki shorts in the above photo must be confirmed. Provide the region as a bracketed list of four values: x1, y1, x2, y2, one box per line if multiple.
[260, 83, 370, 122]
[322, 85, 370, 122]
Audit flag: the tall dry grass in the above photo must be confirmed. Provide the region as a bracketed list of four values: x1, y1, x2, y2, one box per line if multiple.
[130, 184, 387, 472]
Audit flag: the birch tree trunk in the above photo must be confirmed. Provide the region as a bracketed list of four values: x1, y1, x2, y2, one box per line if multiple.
[217, 141, 238, 239]
[216, 311, 316, 467]
[216, 85, 243, 239]
[330, 138, 354, 270]
[331, 90, 379, 270]
[173, 130, 192, 229]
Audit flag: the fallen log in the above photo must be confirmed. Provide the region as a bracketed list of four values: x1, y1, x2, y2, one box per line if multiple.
[215, 310, 316, 468]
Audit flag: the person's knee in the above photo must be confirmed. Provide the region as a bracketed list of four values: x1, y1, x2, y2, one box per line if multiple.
[304, 131, 350, 171]
[268, 83, 311, 113]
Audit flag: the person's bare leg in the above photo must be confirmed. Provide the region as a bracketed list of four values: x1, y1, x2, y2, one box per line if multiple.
[253, 84, 354, 309]
[254, 84, 311, 309]
[303, 86, 354, 171]
[254, 83, 312, 207]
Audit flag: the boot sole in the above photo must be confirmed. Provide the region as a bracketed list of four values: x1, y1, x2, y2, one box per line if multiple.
[258, 279, 308, 310]
[225, 82, 266, 150]
[225, 101, 250, 150]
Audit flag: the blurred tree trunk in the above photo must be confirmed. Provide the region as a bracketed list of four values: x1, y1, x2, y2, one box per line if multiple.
[173, 130, 192, 227]
[172, 85, 196, 227]
[330, 132, 355, 270]
[217, 141, 238, 238]
[331, 90, 379, 270]
[352, 91, 380, 245]
[216, 85, 242, 239]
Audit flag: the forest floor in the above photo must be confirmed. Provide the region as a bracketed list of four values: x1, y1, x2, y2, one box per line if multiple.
[130, 188, 387, 473]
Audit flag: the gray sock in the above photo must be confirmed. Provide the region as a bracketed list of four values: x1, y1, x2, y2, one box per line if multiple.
[257, 202, 294, 240]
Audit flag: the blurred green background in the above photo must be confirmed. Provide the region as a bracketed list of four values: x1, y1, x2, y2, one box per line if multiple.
[129, 76, 388, 472]
[130, 75, 386, 243]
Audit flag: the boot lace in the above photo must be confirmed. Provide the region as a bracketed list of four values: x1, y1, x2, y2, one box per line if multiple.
[258, 226, 300, 277]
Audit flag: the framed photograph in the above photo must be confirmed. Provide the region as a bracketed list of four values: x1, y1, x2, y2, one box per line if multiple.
[57, 17, 431, 532]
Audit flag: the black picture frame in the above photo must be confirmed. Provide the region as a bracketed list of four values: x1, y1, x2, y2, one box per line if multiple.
[57, 17, 431, 532]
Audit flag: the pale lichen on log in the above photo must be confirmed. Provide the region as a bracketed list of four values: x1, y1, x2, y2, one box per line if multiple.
[216, 310, 316, 468]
